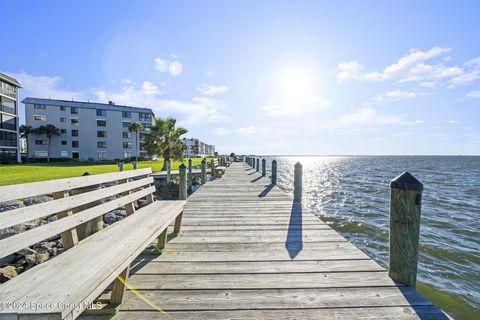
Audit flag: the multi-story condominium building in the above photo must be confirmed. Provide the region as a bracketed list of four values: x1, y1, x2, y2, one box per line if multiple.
[182, 138, 215, 157]
[24, 98, 155, 161]
[0, 72, 21, 163]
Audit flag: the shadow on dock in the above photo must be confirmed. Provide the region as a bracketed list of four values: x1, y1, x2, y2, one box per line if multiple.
[285, 202, 303, 259]
[250, 176, 263, 183]
[258, 184, 274, 197]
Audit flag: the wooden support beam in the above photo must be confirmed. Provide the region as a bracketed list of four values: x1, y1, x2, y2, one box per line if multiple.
[110, 266, 130, 305]
[52, 191, 79, 250]
[389, 172, 423, 288]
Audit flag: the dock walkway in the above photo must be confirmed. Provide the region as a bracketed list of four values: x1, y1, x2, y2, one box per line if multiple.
[82, 162, 446, 319]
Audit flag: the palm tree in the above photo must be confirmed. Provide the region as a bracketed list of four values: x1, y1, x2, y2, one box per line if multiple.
[144, 117, 188, 170]
[19, 125, 35, 157]
[128, 122, 144, 163]
[36, 124, 60, 162]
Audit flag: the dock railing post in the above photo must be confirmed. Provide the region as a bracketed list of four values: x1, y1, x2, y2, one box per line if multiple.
[179, 164, 187, 201]
[210, 159, 215, 175]
[188, 159, 193, 192]
[133, 161, 137, 170]
[389, 172, 423, 288]
[118, 161, 124, 172]
[201, 159, 207, 185]
[261, 159, 266, 176]
[166, 159, 171, 183]
[256, 158, 260, 172]
[293, 162, 302, 203]
[271, 160, 277, 185]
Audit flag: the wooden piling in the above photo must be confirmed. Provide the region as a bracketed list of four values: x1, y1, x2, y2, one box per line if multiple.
[179, 164, 187, 201]
[256, 158, 260, 172]
[201, 159, 207, 185]
[133, 161, 137, 170]
[389, 171, 423, 288]
[210, 159, 215, 175]
[118, 162, 124, 172]
[271, 159, 277, 185]
[262, 159, 266, 176]
[188, 159, 193, 191]
[293, 162, 302, 203]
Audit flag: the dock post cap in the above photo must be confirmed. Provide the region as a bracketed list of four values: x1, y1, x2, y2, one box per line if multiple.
[294, 162, 302, 168]
[179, 163, 186, 169]
[390, 171, 423, 192]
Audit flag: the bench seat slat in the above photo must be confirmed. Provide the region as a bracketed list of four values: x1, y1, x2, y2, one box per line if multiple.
[0, 177, 154, 230]
[0, 186, 156, 259]
[0, 168, 152, 202]
[0, 200, 185, 319]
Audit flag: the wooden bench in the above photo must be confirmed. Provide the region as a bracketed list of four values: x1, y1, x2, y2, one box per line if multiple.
[0, 168, 185, 319]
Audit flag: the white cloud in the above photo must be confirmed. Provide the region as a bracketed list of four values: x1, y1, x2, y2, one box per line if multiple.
[11, 72, 82, 100]
[335, 47, 480, 88]
[261, 96, 331, 116]
[95, 82, 229, 124]
[448, 120, 460, 124]
[213, 127, 233, 136]
[375, 90, 431, 102]
[466, 90, 480, 98]
[197, 84, 229, 96]
[326, 107, 408, 129]
[154, 57, 183, 76]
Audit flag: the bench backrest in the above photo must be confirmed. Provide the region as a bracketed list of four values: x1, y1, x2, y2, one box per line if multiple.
[0, 168, 154, 260]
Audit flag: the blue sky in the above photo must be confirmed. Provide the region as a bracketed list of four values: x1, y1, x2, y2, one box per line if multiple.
[2, 0, 480, 155]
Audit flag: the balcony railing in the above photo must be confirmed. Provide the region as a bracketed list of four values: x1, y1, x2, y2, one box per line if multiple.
[0, 104, 16, 115]
[0, 139, 17, 147]
[0, 88, 16, 99]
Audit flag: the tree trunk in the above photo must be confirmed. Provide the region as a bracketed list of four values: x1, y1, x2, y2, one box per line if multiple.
[135, 132, 139, 163]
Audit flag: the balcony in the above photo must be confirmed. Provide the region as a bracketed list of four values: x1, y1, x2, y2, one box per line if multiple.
[0, 104, 16, 115]
[0, 139, 17, 147]
[0, 88, 16, 99]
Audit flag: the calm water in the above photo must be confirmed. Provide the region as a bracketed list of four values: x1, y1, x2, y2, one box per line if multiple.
[260, 156, 479, 320]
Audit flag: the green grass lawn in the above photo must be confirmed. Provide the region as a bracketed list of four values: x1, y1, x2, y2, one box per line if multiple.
[0, 158, 212, 186]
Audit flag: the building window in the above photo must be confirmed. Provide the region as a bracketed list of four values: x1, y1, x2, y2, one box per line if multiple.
[96, 109, 107, 117]
[139, 113, 152, 121]
[71, 118, 79, 126]
[60, 151, 68, 157]
[34, 151, 48, 158]
[97, 141, 107, 148]
[60, 117, 66, 123]
[123, 142, 131, 149]
[122, 111, 131, 118]
[35, 140, 47, 145]
[122, 132, 131, 138]
[97, 131, 107, 138]
[60, 106, 66, 111]
[122, 121, 131, 128]
[71, 129, 79, 137]
[97, 151, 107, 160]
[97, 120, 107, 127]
[123, 152, 132, 159]
[34, 115, 47, 121]
[60, 129, 67, 134]
[72, 141, 79, 148]
[61, 140, 67, 145]
[0, 114, 16, 131]
[0, 96, 16, 115]
[34, 104, 46, 109]
[71, 107, 78, 114]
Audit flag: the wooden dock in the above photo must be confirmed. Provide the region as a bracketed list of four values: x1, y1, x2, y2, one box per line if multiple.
[81, 162, 447, 319]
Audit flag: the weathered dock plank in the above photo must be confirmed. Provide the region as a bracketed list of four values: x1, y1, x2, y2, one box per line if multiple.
[80, 162, 447, 320]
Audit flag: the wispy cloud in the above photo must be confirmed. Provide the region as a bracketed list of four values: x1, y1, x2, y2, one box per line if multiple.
[325, 107, 409, 129]
[466, 90, 480, 98]
[213, 126, 280, 137]
[261, 96, 330, 116]
[14, 72, 229, 125]
[375, 90, 431, 102]
[11, 72, 82, 100]
[197, 84, 229, 96]
[336, 47, 480, 88]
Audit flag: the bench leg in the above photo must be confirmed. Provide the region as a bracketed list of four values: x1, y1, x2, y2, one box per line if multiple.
[110, 266, 130, 306]
[174, 211, 184, 234]
[156, 228, 168, 252]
